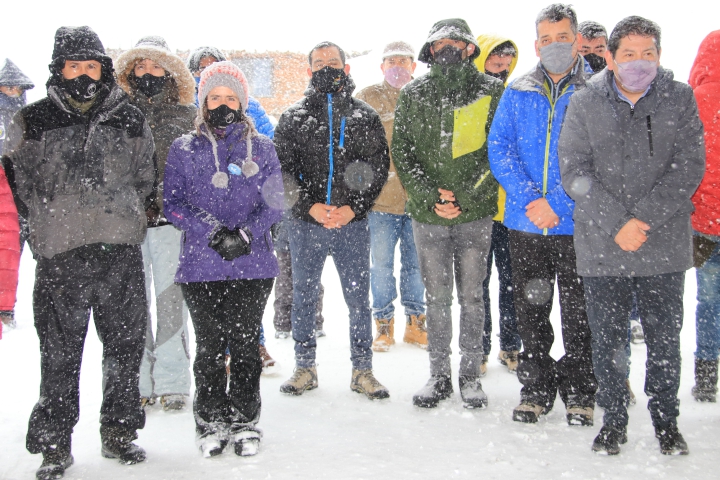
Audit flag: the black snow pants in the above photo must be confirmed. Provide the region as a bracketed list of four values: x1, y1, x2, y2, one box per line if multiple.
[181, 278, 273, 436]
[26, 243, 147, 454]
[508, 231, 597, 411]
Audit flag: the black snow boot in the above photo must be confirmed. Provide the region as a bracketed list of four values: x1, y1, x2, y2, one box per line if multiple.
[412, 375, 453, 408]
[459, 375, 488, 409]
[36, 446, 73, 480]
[655, 424, 689, 455]
[591, 425, 627, 455]
[100, 425, 146, 464]
[691, 358, 718, 402]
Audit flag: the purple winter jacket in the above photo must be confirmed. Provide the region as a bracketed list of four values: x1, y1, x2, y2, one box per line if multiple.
[164, 122, 283, 283]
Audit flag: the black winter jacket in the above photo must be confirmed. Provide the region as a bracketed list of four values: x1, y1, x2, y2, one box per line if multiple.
[274, 77, 389, 224]
[4, 83, 155, 259]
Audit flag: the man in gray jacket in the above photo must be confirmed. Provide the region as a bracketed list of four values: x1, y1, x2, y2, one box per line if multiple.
[4, 26, 154, 478]
[559, 16, 705, 456]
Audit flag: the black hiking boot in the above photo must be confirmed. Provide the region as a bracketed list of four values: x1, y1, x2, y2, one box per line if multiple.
[459, 375, 488, 409]
[591, 425, 627, 455]
[412, 375, 453, 408]
[36, 448, 74, 480]
[100, 425, 146, 464]
[655, 424, 689, 455]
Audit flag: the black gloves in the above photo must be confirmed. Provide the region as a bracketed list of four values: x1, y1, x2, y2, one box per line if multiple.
[209, 226, 253, 261]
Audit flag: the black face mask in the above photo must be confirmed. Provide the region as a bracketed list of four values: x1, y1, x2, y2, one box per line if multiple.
[207, 104, 242, 128]
[584, 53, 607, 73]
[136, 73, 167, 98]
[433, 45, 464, 66]
[486, 69, 509, 83]
[62, 74, 101, 102]
[311, 66, 347, 94]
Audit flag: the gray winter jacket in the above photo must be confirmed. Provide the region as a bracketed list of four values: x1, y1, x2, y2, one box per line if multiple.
[4, 84, 155, 259]
[559, 67, 705, 277]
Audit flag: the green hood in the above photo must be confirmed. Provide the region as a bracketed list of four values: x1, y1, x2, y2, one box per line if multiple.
[418, 18, 481, 64]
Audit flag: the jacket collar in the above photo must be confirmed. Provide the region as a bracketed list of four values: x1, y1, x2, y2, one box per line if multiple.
[48, 82, 126, 120]
[587, 66, 674, 114]
[304, 74, 357, 109]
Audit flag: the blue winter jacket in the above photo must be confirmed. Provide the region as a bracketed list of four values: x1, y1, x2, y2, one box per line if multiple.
[164, 122, 283, 283]
[488, 58, 588, 236]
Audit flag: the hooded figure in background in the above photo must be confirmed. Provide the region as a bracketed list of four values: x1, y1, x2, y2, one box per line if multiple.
[115, 36, 196, 412]
[473, 34, 522, 376]
[0, 58, 33, 333]
[689, 30, 720, 404]
[3, 25, 154, 478]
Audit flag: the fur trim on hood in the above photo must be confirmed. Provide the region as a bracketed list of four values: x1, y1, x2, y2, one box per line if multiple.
[115, 36, 196, 106]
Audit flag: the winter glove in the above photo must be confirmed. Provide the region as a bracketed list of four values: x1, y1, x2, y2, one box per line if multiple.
[271, 222, 281, 242]
[209, 226, 253, 261]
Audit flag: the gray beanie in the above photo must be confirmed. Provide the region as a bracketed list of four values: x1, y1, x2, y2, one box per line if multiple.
[382, 41, 415, 60]
[187, 46, 227, 73]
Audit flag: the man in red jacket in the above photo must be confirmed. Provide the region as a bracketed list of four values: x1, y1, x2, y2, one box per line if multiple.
[689, 30, 720, 403]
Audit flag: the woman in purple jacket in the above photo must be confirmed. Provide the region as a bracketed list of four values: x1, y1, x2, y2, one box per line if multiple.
[164, 62, 283, 458]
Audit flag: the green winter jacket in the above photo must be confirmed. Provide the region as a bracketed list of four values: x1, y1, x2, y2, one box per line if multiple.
[392, 61, 503, 225]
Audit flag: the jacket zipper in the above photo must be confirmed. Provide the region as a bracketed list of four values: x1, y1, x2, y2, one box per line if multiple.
[541, 84, 571, 235]
[646, 115, 654, 156]
[325, 94, 346, 205]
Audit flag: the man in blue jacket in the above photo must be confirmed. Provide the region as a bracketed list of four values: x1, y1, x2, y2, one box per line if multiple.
[488, 3, 597, 426]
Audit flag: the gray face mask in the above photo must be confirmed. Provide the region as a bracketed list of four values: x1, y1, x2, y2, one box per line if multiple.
[539, 41, 576, 74]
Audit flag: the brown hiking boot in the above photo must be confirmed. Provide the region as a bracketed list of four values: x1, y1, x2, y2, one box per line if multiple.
[626, 379, 637, 406]
[259, 344, 276, 369]
[280, 367, 318, 395]
[566, 406, 594, 426]
[480, 355, 489, 377]
[498, 350, 520, 373]
[372, 318, 395, 352]
[403, 314, 428, 349]
[512, 402, 547, 423]
[350, 369, 390, 400]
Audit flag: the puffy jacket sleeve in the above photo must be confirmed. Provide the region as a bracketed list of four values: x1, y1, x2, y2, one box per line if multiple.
[392, 91, 437, 209]
[241, 138, 284, 239]
[345, 108, 389, 218]
[164, 137, 223, 239]
[559, 95, 635, 236]
[246, 97, 275, 139]
[0, 167, 19, 314]
[488, 89, 543, 211]
[132, 121, 156, 203]
[630, 88, 706, 231]
[274, 110, 315, 220]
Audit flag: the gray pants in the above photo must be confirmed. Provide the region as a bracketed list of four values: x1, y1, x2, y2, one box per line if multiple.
[139, 225, 191, 398]
[413, 216, 493, 377]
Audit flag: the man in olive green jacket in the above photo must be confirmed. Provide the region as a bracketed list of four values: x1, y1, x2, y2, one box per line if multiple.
[393, 18, 504, 409]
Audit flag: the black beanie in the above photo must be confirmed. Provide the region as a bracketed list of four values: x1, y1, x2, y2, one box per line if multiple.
[48, 26, 114, 85]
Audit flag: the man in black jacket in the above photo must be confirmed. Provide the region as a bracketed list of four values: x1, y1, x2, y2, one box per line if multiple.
[274, 41, 390, 400]
[3, 26, 154, 479]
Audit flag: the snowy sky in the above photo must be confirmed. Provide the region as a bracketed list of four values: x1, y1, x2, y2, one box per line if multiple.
[2, 0, 716, 103]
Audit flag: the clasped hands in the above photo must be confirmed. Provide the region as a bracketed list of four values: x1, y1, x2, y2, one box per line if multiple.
[310, 203, 356, 229]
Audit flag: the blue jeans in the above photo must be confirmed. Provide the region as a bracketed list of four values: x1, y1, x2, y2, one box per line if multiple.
[289, 219, 373, 370]
[696, 242, 720, 361]
[368, 212, 425, 320]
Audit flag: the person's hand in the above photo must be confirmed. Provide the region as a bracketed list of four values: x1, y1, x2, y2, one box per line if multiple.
[434, 188, 462, 219]
[614, 218, 651, 251]
[324, 205, 356, 228]
[309, 203, 337, 225]
[525, 198, 560, 229]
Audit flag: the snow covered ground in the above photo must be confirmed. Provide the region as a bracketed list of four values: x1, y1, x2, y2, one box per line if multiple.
[1, 246, 718, 480]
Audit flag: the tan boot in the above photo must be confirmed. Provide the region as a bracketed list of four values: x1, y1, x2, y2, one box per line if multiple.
[372, 318, 395, 352]
[498, 350, 520, 373]
[351, 369, 390, 399]
[479, 355, 489, 377]
[280, 367, 318, 395]
[403, 314, 428, 349]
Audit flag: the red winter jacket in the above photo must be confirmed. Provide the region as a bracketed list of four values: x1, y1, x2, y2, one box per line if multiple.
[690, 30, 720, 236]
[0, 167, 20, 339]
